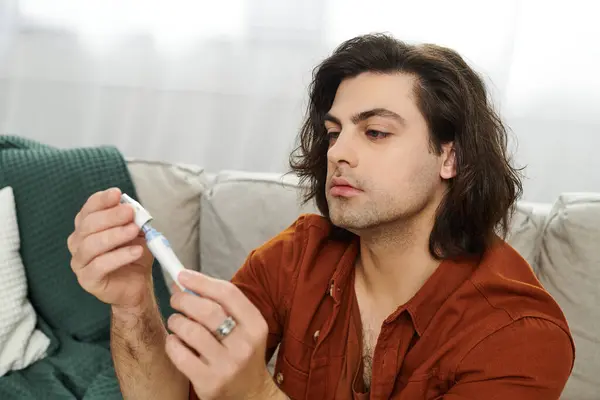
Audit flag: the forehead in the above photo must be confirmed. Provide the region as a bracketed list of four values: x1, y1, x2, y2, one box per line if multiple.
[328, 72, 422, 122]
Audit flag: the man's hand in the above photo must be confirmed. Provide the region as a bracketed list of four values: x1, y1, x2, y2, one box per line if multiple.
[68, 187, 155, 311]
[165, 270, 284, 400]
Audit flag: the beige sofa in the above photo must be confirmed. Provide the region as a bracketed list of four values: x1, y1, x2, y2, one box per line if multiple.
[127, 158, 599, 400]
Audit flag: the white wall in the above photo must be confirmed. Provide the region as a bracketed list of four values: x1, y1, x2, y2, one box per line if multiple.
[1, 0, 599, 203]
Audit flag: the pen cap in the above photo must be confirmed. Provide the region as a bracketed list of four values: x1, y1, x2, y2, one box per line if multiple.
[120, 193, 153, 228]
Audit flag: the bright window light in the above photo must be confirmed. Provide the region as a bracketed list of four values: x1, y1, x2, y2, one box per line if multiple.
[18, 0, 247, 50]
[323, 0, 519, 77]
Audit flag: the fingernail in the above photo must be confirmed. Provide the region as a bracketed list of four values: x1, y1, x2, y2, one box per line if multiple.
[167, 313, 178, 326]
[178, 269, 197, 282]
[178, 270, 191, 282]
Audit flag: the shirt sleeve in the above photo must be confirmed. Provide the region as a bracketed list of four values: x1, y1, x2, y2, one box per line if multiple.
[230, 216, 308, 363]
[441, 317, 575, 400]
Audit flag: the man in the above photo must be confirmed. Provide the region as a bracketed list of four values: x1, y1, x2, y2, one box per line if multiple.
[68, 33, 574, 399]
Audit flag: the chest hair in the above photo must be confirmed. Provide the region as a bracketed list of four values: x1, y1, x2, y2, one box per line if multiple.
[360, 318, 378, 390]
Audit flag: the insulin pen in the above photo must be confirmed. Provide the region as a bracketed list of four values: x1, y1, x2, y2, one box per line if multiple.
[120, 193, 196, 295]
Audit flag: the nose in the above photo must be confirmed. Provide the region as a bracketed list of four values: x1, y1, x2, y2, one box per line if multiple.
[327, 130, 358, 168]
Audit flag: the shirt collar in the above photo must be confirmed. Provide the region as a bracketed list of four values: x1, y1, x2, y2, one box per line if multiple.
[328, 236, 360, 303]
[404, 254, 480, 336]
[326, 231, 486, 336]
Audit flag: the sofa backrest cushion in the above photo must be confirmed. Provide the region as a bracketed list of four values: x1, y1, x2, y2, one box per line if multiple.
[506, 202, 550, 273]
[536, 193, 600, 399]
[127, 159, 208, 289]
[198, 170, 558, 282]
[199, 171, 319, 281]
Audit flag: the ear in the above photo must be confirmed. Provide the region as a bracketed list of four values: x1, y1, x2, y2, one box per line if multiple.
[440, 143, 456, 180]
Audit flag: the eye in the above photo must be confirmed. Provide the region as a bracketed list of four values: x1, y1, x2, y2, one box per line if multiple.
[366, 130, 389, 139]
[327, 131, 340, 141]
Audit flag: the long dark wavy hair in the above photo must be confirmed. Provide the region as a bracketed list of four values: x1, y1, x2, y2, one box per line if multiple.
[289, 33, 523, 259]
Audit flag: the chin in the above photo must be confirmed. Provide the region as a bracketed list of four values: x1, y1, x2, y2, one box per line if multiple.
[328, 207, 373, 231]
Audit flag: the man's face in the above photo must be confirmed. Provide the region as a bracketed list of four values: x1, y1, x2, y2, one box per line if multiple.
[324, 72, 455, 232]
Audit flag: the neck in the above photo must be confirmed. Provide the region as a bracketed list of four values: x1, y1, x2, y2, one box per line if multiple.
[355, 205, 441, 311]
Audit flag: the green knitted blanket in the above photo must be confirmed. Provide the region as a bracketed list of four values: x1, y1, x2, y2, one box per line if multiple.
[0, 135, 174, 399]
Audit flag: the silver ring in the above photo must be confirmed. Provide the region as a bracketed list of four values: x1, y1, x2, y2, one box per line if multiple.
[214, 316, 237, 340]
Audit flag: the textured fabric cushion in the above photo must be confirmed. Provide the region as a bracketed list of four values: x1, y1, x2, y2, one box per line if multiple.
[506, 202, 549, 273]
[0, 186, 50, 376]
[0, 135, 174, 341]
[0, 327, 121, 399]
[200, 171, 319, 281]
[537, 193, 600, 399]
[0, 136, 174, 399]
[127, 159, 208, 291]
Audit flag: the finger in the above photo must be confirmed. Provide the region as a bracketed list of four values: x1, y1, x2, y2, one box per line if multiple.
[69, 204, 135, 254]
[67, 232, 76, 254]
[167, 313, 226, 363]
[178, 271, 263, 327]
[75, 187, 122, 230]
[76, 245, 144, 290]
[78, 204, 135, 239]
[165, 333, 209, 383]
[170, 292, 232, 342]
[72, 223, 140, 270]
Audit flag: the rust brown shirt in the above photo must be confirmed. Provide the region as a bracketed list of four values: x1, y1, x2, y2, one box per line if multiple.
[190, 214, 575, 399]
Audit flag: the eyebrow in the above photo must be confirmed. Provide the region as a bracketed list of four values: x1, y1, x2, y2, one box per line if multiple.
[324, 108, 406, 127]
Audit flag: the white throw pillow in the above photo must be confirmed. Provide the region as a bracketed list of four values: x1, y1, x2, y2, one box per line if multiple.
[0, 186, 50, 376]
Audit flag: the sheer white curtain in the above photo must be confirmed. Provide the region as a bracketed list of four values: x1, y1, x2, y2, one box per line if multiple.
[0, 0, 598, 202]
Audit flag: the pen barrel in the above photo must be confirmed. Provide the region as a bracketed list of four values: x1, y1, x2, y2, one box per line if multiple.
[147, 234, 186, 290]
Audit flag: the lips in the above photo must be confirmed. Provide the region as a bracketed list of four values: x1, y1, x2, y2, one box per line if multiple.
[331, 177, 355, 188]
[329, 177, 362, 197]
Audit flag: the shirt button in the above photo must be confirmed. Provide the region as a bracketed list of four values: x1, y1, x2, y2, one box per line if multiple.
[276, 372, 284, 385]
[329, 283, 335, 297]
[313, 330, 320, 342]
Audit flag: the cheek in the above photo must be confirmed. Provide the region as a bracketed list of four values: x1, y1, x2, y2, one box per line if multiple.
[403, 138, 441, 175]
[369, 147, 441, 195]
[380, 144, 430, 176]
[408, 157, 443, 195]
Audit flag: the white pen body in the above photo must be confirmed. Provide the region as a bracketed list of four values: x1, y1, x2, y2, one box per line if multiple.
[120, 192, 196, 295]
[146, 234, 186, 291]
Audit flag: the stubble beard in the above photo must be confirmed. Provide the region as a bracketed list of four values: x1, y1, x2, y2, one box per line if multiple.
[327, 195, 394, 231]
[326, 192, 432, 244]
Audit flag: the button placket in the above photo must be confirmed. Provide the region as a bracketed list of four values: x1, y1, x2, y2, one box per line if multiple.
[371, 322, 399, 396]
